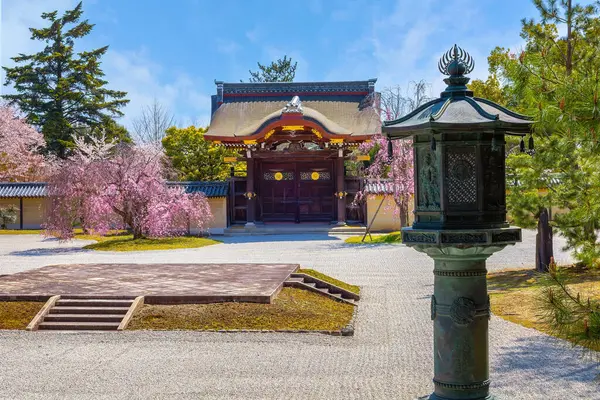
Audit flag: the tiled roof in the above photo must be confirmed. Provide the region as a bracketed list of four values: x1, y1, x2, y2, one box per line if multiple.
[0, 181, 229, 198]
[217, 80, 377, 96]
[168, 181, 229, 198]
[206, 99, 381, 138]
[0, 182, 47, 198]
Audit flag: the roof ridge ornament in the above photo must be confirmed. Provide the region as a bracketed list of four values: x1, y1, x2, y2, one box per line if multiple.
[282, 95, 304, 114]
[438, 45, 475, 98]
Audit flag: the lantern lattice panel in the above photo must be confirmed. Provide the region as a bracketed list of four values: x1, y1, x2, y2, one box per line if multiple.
[446, 149, 477, 205]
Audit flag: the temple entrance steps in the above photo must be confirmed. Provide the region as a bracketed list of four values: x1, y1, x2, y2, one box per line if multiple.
[29, 296, 144, 331]
[284, 273, 360, 306]
[224, 222, 366, 236]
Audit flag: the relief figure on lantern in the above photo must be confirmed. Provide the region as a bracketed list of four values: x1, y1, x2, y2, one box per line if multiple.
[418, 147, 441, 211]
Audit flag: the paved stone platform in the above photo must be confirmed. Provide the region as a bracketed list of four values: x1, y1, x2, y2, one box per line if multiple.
[0, 263, 299, 304]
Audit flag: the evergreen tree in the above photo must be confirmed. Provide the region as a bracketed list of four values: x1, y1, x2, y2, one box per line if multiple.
[539, 260, 600, 353]
[248, 56, 297, 83]
[486, 0, 600, 269]
[2, 2, 129, 158]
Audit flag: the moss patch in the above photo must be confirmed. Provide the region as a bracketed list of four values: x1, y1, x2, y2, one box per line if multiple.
[128, 288, 354, 331]
[297, 268, 360, 295]
[0, 230, 43, 235]
[0, 302, 44, 329]
[489, 267, 600, 351]
[82, 235, 220, 252]
[345, 231, 402, 244]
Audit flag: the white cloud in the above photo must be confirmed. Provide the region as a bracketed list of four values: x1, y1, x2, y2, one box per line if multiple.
[1, 0, 212, 130]
[326, 0, 526, 97]
[1, 0, 78, 93]
[102, 48, 212, 129]
[245, 27, 261, 43]
[216, 38, 240, 55]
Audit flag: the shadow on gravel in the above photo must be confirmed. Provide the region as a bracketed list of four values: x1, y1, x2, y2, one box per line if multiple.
[9, 247, 89, 257]
[494, 336, 600, 385]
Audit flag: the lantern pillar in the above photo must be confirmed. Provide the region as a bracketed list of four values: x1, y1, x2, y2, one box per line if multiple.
[383, 45, 532, 400]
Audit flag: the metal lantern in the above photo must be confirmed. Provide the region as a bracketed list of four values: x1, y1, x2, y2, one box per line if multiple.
[383, 45, 533, 400]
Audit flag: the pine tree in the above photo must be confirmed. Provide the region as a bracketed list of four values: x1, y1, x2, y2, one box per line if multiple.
[2, 2, 129, 158]
[538, 259, 600, 353]
[248, 56, 297, 83]
[486, 0, 600, 269]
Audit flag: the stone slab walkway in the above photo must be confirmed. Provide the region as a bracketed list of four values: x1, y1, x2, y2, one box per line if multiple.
[0, 263, 298, 303]
[0, 230, 597, 399]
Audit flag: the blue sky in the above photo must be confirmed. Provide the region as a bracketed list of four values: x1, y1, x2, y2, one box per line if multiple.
[0, 0, 563, 128]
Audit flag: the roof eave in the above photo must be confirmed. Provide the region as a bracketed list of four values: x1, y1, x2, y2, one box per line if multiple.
[384, 121, 533, 139]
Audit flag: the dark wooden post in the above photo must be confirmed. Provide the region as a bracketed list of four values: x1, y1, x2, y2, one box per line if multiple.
[536, 207, 553, 272]
[336, 152, 346, 225]
[19, 197, 24, 230]
[246, 158, 256, 227]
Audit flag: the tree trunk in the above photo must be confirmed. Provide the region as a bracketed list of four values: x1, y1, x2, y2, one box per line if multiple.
[399, 201, 408, 228]
[536, 208, 554, 272]
[566, 0, 573, 75]
[132, 225, 144, 240]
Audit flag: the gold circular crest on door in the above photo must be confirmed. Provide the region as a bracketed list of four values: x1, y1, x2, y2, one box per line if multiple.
[274, 172, 283, 181]
[311, 172, 320, 180]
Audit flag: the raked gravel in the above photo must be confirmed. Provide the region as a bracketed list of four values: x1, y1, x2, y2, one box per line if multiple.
[0, 230, 597, 400]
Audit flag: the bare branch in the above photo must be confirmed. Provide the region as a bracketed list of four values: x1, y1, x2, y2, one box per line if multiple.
[132, 98, 176, 144]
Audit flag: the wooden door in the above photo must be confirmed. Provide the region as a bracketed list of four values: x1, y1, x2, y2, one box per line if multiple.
[297, 162, 334, 221]
[260, 163, 296, 221]
[259, 161, 335, 222]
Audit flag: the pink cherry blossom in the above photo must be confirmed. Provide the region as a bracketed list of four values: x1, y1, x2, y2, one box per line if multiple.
[0, 105, 46, 181]
[45, 136, 212, 240]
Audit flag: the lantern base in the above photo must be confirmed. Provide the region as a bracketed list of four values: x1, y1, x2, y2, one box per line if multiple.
[402, 226, 521, 248]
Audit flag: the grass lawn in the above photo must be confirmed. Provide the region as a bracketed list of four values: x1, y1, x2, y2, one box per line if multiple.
[298, 268, 360, 295]
[79, 233, 221, 251]
[488, 266, 600, 351]
[128, 288, 354, 331]
[0, 229, 43, 235]
[0, 302, 44, 329]
[344, 231, 402, 244]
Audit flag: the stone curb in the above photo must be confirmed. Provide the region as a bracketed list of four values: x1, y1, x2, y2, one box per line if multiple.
[341, 300, 359, 336]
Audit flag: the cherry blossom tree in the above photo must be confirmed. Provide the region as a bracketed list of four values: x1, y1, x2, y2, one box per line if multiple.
[0, 104, 46, 181]
[45, 134, 212, 240]
[355, 81, 430, 227]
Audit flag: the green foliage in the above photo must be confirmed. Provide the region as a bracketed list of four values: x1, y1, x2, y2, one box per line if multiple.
[539, 261, 600, 353]
[248, 55, 297, 83]
[0, 205, 19, 229]
[344, 232, 402, 245]
[488, 1, 600, 266]
[162, 126, 240, 181]
[468, 74, 508, 106]
[2, 2, 129, 158]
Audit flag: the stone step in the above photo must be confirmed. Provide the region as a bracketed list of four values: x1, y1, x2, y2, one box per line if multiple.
[289, 273, 360, 301]
[50, 306, 130, 315]
[56, 299, 133, 308]
[43, 314, 125, 323]
[60, 295, 137, 300]
[38, 321, 120, 331]
[284, 279, 357, 306]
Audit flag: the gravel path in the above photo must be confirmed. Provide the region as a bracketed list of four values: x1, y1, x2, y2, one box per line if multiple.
[0, 230, 597, 399]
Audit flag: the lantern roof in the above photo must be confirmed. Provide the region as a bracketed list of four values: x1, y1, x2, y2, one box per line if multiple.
[383, 45, 533, 138]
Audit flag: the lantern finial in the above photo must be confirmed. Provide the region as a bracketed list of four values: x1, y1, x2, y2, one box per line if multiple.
[439, 45, 475, 98]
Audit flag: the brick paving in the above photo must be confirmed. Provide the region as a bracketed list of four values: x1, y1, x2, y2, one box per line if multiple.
[0, 231, 597, 399]
[0, 263, 297, 303]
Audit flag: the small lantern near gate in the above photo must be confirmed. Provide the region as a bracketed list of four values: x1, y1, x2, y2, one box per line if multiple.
[383, 45, 533, 400]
